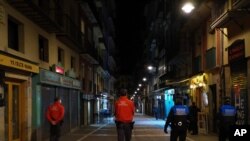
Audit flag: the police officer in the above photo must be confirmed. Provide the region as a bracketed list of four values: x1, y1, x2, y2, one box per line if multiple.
[217, 96, 236, 141]
[164, 94, 190, 141]
[46, 97, 65, 141]
[114, 88, 135, 141]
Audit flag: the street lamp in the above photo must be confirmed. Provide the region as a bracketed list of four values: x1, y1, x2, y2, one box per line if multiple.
[147, 65, 153, 71]
[182, 2, 195, 14]
[147, 65, 156, 73]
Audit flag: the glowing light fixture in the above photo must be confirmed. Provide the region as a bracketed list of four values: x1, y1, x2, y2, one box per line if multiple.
[147, 65, 153, 70]
[182, 2, 195, 13]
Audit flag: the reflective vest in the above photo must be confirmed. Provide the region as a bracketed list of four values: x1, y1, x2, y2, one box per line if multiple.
[220, 105, 236, 125]
[172, 105, 189, 130]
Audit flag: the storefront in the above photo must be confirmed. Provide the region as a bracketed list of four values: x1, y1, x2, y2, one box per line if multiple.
[164, 89, 175, 118]
[0, 53, 39, 141]
[32, 69, 81, 141]
[227, 39, 248, 125]
[190, 73, 209, 134]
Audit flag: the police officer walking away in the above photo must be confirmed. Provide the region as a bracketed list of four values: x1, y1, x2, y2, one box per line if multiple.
[217, 97, 236, 141]
[114, 88, 135, 141]
[164, 95, 190, 141]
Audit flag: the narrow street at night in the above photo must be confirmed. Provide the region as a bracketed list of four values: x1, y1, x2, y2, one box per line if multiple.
[55, 113, 217, 141]
[0, 0, 250, 141]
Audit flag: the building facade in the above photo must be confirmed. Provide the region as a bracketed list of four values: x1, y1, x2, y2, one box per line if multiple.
[143, 0, 250, 134]
[0, 0, 116, 141]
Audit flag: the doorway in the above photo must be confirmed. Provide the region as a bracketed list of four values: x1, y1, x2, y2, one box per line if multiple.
[209, 84, 217, 133]
[4, 81, 24, 141]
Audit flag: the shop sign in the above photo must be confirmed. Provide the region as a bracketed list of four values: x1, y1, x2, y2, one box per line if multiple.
[228, 40, 245, 63]
[40, 69, 81, 89]
[82, 94, 94, 100]
[41, 70, 60, 83]
[73, 80, 81, 88]
[0, 54, 39, 73]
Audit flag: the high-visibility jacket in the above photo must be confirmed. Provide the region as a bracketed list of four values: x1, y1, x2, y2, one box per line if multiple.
[46, 101, 65, 124]
[115, 96, 135, 123]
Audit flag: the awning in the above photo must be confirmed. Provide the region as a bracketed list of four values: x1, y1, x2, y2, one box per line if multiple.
[165, 78, 190, 86]
[151, 78, 190, 93]
[152, 87, 169, 93]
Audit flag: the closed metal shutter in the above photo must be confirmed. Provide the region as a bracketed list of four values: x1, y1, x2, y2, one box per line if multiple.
[70, 89, 79, 129]
[41, 85, 56, 140]
[231, 62, 248, 125]
[58, 87, 70, 134]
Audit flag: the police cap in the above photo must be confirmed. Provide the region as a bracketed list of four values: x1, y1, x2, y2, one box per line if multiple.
[224, 96, 231, 104]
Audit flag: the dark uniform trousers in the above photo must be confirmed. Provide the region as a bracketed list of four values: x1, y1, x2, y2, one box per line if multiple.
[170, 127, 187, 141]
[116, 121, 133, 141]
[50, 123, 61, 141]
[170, 129, 187, 141]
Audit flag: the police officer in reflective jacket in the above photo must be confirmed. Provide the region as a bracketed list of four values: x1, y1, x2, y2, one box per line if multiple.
[164, 95, 190, 141]
[217, 97, 236, 141]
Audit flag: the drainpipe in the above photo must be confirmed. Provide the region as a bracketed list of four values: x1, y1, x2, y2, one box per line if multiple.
[220, 29, 225, 103]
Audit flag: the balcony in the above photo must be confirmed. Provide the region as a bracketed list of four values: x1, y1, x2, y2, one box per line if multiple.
[81, 45, 99, 65]
[56, 14, 84, 51]
[7, 0, 83, 51]
[210, 9, 250, 30]
[7, 0, 62, 33]
[210, 0, 250, 31]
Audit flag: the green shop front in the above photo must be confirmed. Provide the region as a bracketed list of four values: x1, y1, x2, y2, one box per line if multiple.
[31, 69, 81, 141]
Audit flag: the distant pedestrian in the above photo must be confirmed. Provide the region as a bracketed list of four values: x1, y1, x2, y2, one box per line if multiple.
[114, 88, 135, 141]
[153, 106, 159, 120]
[188, 102, 200, 135]
[46, 97, 65, 141]
[217, 97, 236, 141]
[164, 95, 190, 141]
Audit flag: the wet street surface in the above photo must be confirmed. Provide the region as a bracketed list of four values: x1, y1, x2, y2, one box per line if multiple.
[57, 113, 217, 141]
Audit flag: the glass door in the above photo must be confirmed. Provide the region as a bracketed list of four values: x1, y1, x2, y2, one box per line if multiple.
[5, 82, 21, 141]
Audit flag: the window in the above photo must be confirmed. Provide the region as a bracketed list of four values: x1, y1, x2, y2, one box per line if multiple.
[81, 20, 85, 34]
[8, 16, 24, 52]
[71, 56, 75, 70]
[39, 35, 49, 62]
[58, 47, 64, 66]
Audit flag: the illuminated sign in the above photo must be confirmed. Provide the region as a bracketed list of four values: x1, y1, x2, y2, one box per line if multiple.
[55, 65, 64, 74]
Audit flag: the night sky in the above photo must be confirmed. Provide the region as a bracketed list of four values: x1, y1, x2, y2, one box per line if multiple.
[114, 0, 148, 75]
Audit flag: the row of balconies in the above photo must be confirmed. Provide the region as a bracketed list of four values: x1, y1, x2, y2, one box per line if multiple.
[5, 0, 117, 96]
[146, 0, 250, 91]
[6, 0, 114, 70]
[7, 0, 83, 50]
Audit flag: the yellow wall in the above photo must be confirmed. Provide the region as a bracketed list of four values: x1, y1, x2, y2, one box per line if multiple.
[0, 1, 79, 75]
